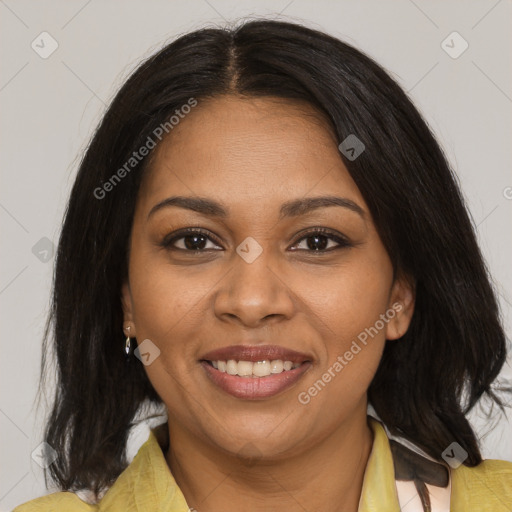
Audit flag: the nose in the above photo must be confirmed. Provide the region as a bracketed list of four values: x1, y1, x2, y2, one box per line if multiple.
[213, 244, 295, 328]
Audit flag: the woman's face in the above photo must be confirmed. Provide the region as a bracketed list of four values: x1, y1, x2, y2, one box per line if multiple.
[122, 95, 414, 459]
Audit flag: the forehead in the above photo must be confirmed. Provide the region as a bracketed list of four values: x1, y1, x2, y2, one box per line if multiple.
[137, 95, 364, 212]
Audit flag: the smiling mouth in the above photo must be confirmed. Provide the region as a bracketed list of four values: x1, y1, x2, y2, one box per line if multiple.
[200, 358, 312, 400]
[202, 359, 307, 378]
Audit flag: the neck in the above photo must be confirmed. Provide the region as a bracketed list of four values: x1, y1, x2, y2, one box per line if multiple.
[165, 403, 374, 512]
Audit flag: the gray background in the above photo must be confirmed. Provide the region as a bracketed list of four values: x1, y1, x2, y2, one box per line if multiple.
[1, 0, 511, 509]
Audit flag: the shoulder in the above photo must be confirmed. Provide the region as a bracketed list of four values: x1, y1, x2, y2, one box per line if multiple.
[12, 427, 181, 512]
[451, 458, 512, 510]
[12, 491, 96, 511]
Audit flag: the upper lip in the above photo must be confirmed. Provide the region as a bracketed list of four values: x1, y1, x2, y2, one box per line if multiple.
[200, 345, 312, 364]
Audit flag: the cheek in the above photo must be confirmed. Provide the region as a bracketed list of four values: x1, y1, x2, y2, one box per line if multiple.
[308, 255, 393, 342]
[127, 251, 206, 406]
[302, 249, 393, 395]
[127, 246, 204, 370]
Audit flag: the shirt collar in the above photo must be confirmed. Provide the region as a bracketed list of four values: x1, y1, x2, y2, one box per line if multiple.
[99, 421, 190, 511]
[358, 416, 401, 511]
[98, 416, 400, 511]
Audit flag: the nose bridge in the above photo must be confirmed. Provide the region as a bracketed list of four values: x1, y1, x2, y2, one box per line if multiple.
[214, 235, 293, 325]
[231, 235, 280, 301]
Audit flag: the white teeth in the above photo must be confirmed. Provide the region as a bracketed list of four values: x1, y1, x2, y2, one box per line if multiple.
[237, 360, 253, 377]
[253, 360, 271, 377]
[226, 360, 238, 375]
[270, 360, 283, 373]
[209, 359, 302, 377]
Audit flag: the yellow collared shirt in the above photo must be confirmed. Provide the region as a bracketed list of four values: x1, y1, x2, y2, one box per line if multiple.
[13, 417, 512, 511]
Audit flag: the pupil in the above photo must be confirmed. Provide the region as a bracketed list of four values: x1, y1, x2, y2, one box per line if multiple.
[185, 234, 207, 250]
[308, 235, 327, 251]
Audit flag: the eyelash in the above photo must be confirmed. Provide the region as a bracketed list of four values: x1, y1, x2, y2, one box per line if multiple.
[160, 227, 352, 254]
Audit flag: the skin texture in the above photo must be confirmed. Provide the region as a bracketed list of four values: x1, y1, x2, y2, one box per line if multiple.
[121, 95, 415, 512]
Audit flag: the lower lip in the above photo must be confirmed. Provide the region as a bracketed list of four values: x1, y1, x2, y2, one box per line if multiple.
[200, 361, 312, 400]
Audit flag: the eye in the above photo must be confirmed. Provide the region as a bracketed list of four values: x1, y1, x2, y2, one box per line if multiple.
[160, 228, 222, 252]
[160, 227, 352, 254]
[290, 227, 352, 252]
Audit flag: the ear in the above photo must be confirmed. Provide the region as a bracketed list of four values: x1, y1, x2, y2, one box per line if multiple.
[385, 273, 415, 340]
[121, 281, 137, 338]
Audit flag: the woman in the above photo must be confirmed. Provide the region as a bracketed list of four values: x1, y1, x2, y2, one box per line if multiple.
[14, 19, 512, 512]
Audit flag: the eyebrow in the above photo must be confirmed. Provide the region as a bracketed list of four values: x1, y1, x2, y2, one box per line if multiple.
[147, 195, 365, 221]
